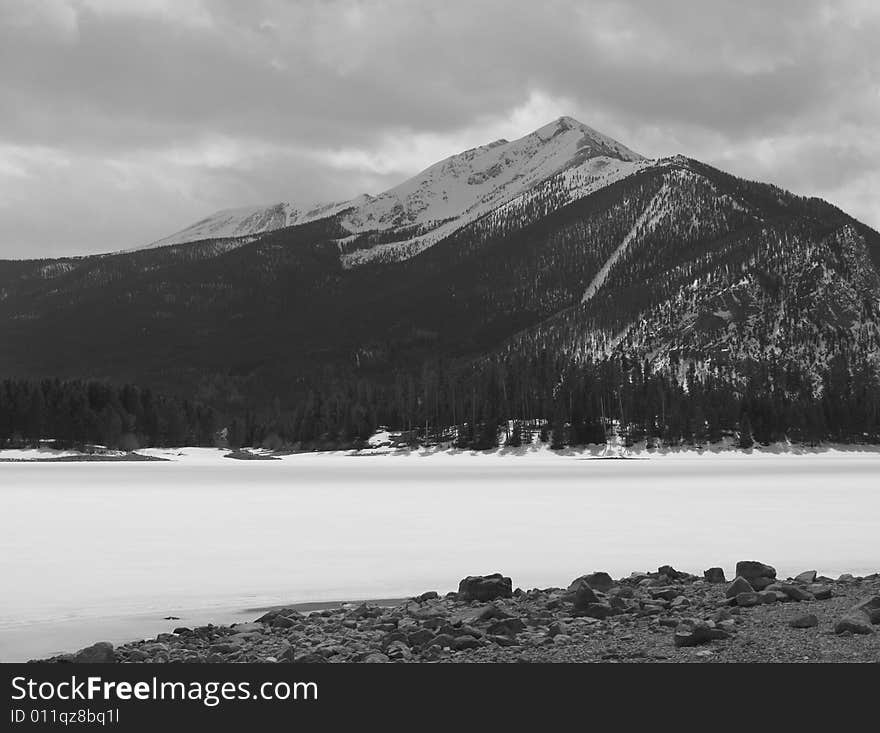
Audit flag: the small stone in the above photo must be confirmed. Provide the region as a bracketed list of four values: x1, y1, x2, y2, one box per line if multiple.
[451, 635, 482, 651]
[704, 567, 726, 583]
[547, 620, 568, 638]
[578, 602, 617, 619]
[673, 619, 729, 648]
[363, 652, 390, 663]
[209, 642, 240, 654]
[385, 640, 412, 660]
[486, 634, 519, 647]
[789, 614, 819, 629]
[293, 652, 326, 663]
[230, 622, 263, 634]
[73, 642, 115, 663]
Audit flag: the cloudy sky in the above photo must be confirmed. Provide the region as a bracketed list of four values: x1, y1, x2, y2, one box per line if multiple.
[1, 0, 878, 258]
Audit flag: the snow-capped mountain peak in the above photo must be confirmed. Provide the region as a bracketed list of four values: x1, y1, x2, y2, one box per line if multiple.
[144, 117, 646, 252]
[340, 116, 644, 234]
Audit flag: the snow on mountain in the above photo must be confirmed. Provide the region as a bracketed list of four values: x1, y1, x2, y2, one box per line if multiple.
[144, 117, 647, 260]
[144, 200, 351, 249]
[338, 117, 649, 266]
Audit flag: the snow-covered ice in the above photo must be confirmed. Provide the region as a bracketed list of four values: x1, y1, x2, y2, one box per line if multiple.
[1, 447, 879, 661]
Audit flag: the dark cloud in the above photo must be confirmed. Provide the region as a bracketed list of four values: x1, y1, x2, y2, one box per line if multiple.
[1, 0, 878, 257]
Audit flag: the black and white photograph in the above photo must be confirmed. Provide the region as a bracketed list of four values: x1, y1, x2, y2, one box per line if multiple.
[1, 0, 879, 716]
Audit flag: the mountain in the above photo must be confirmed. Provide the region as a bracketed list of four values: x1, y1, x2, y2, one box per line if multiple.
[2, 117, 879, 449]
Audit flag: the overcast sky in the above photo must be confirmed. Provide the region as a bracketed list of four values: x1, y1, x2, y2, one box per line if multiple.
[1, 0, 878, 258]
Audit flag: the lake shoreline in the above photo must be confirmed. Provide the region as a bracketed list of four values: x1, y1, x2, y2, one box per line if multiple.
[4, 439, 880, 464]
[32, 565, 880, 663]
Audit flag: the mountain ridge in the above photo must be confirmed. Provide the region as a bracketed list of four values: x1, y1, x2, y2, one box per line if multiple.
[142, 116, 646, 255]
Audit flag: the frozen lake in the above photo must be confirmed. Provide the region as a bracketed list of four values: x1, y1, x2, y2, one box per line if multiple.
[1, 448, 879, 661]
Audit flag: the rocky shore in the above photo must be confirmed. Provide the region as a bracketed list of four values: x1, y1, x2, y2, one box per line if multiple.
[38, 562, 880, 663]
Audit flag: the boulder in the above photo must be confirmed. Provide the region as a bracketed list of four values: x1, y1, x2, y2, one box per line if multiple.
[547, 620, 568, 638]
[704, 567, 726, 584]
[570, 578, 600, 609]
[725, 576, 755, 599]
[407, 628, 435, 648]
[852, 596, 880, 624]
[789, 614, 818, 629]
[271, 614, 299, 629]
[808, 584, 833, 601]
[757, 591, 778, 604]
[658, 565, 682, 580]
[794, 570, 817, 584]
[575, 572, 614, 593]
[735, 592, 761, 608]
[673, 619, 730, 648]
[430, 633, 456, 649]
[458, 574, 513, 602]
[73, 642, 115, 663]
[835, 613, 874, 635]
[767, 583, 814, 602]
[735, 561, 777, 590]
[486, 618, 526, 636]
[650, 587, 682, 602]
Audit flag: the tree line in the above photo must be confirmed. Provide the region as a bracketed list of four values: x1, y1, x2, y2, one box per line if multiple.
[0, 378, 218, 450]
[2, 342, 878, 453]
